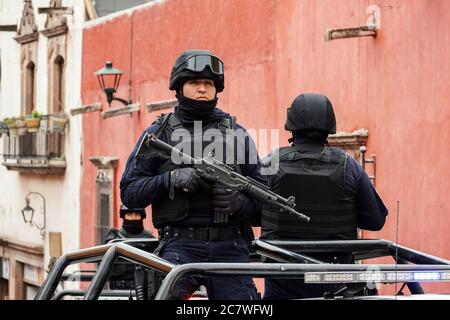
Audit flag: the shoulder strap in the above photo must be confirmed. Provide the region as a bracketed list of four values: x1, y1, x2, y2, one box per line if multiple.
[278, 145, 304, 161]
[167, 113, 184, 131]
[153, 112, 173, 138]
[263, 146, 292, 167]
[326, 147, 348, 166]
[230, 116, 236, 129]
[218, 116, 236, 132]
[160, 114, 236, 137]
[286, 146, 348, 165]
[112, 229, 126, 239]
[278, 144, 330, 162]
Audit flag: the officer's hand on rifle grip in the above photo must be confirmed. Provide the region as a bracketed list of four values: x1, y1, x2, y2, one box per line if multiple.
[211, 184, 247, 216]
[169, 168, 209, 198]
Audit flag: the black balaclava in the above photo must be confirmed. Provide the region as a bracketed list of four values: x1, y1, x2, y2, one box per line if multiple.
[122, 219, 144, 234]
[175, 68, 219, 123]
[175, 94, 218, 123]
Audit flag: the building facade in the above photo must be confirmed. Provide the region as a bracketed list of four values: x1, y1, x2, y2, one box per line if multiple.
[0, 0, 85, 299]
[79, 0, 450, 294]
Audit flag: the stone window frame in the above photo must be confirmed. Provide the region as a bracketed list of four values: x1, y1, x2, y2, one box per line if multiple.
[18, 39, 39, 117]
[89, 157, 119, 245]
[46, 38, 66, 114]
[15, 0, 39, 116]
[41, 0, 69, 115]
[24, 59, 36, 115]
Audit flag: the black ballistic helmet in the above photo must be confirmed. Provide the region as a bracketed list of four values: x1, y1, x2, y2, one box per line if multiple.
[119, 204, 146, 218]
[285, 93, 336, 134]
[169, 49, 225, 93]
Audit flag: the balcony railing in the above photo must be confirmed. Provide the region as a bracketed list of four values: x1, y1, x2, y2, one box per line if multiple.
[1, 114, 67, 175]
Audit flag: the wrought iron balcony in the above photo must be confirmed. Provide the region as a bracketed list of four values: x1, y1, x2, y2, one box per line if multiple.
[1, 114, 67, 175]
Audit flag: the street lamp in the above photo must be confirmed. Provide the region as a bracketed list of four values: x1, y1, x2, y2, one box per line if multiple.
[21, 192, 46, 239]
[95, 61, 131, 107]
[21, 199, 35, 224]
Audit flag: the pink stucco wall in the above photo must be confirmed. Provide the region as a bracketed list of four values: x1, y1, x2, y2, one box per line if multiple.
[81, 0, 450, 293]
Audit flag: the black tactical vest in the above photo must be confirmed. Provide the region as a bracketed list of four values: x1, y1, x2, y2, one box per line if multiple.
[150, 113, 240, 227]
[261, 145, 357, 240]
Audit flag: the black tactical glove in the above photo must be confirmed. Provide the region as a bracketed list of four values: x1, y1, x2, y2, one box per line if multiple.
[211, 184, 249, 223]
[169, 168, 209, 199]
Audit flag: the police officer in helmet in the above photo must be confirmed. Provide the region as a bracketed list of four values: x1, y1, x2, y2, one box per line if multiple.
[104, 205, 154, 242]
[104, 205, 155, 292]
[261, 93, 388, 299]
[120, 49, 264, 300]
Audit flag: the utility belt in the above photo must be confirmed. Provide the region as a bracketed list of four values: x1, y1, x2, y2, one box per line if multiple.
[158, 225, 242, 241]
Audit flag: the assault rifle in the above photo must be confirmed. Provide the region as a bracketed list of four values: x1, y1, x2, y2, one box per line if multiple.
[140, 133, 310, 223]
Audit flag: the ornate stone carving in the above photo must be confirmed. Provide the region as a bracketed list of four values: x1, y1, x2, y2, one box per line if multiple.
[41, 0, 69, 38]
[15, 0, 39, 44]
[89, 157, 119, 169]
[45, 0, 66, 28]
[327, 128, 369, 161]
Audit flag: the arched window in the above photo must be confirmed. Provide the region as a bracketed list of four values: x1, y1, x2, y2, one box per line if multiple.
[25, 61, 35, 115]
[53, 55, 64, 113]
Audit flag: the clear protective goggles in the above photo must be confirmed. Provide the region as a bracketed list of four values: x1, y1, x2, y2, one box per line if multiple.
[177, 54, 224, 75]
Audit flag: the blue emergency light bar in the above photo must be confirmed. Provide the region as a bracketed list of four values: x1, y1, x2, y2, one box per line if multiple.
[305, 271, 450, 283]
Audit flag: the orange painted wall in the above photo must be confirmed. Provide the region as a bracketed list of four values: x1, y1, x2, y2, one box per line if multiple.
[81, 0, 450, 293]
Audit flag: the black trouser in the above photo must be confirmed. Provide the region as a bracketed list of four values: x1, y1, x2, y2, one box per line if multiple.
[155, 226, 260, 300]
